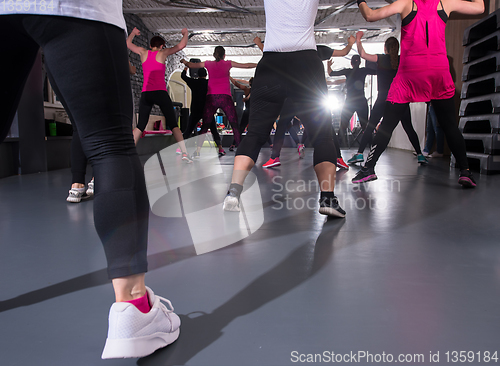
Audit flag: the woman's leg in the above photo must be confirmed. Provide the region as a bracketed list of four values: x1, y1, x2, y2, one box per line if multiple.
[33, 16, 150, 290]
[135, 92, 153, 144]
[423, 106, 436, 154]
[431, 97, 468, 169]
[183, 108, 202, 139]
[364, 102, 408, 170]
[156, 91, 189, 154]
[357, 98, 385, 154]
[218, 95, 241, 146]
[400, 104, 423, 155]
[70, 125, 88, 187]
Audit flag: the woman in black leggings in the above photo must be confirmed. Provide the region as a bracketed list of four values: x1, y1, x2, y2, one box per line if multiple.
[347, 32, 427, 165]
[127, 27, 192, 163]
[353, 0, 483, 187]
[1, 12, 180, 359]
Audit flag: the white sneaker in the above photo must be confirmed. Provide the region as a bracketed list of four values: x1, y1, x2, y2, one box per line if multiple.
[223, 189, 241, 211]
[66, 188, 90, 203]
[86, 179, 94, 196]
[101, 287, 181, 359]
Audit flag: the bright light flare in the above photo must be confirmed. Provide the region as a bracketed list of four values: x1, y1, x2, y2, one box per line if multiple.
[324, 94, 342, 111]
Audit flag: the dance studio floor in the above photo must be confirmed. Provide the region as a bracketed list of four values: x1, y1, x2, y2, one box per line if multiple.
[1, 147, 499, 366]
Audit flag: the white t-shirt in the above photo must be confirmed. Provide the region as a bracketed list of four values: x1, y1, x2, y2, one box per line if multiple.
[0, 0, 126, 30]
[263, 0, 319, 53]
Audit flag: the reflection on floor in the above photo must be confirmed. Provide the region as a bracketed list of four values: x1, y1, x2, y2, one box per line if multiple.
[1, 148, 499, 366]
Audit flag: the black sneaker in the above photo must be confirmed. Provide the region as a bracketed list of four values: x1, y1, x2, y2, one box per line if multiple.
[229, 145, 235, 152]
[458, 170, 477, 188]
[319, 196, 346, 218]
[223, 188, 241, 211]
[352, 167, 377, 184]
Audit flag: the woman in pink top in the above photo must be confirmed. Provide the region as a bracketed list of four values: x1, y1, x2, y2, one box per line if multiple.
[181, 46, 257, 157]
[352, 0, 484, 188]
[127, 27, 192, 163]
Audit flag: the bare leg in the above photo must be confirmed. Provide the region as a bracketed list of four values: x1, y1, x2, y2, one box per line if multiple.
[231, 155, 255, 184]
[172, 126, 188, 154]
[112, 273, 146, 302]
[314, 161, 336, 192]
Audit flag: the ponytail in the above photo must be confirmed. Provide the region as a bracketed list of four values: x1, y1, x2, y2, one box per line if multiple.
[385, 37, 399, 70]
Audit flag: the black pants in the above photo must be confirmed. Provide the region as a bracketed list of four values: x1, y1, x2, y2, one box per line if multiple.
[183, 107, 222, 146]
[365, 98, 468, 170]
[271, 99, 303, 159]
[236, 50, 337, 166]
[138, 90, 178, 132]
[71, 126, 92, 184]
[338, 97, 369, 147]
[357, 97, 422, 154]
[1, 15, 149, 279]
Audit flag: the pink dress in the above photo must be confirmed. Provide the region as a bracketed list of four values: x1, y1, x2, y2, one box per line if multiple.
[142, 51, 167, 92]
[387, 0, 455, 103]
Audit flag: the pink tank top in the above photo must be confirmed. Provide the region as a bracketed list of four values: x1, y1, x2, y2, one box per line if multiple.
[399, 0, 448, 72]
[205, 60, 233, 95]
[142, 51, 167, 92]
[387, 0, 454, 103]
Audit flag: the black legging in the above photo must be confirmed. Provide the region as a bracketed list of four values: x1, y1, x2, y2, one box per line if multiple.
[137, 90, 179, 132]
[182, 107, 222, 147]
[1, 15, 149, 279]
[270, 99, 307, 159]
[365, 97, 468, 170]
[338, 96, 369, 147]
[236, 50, 336, 166]
[357, 97, 422, 154]
[71, 125, 91, 184]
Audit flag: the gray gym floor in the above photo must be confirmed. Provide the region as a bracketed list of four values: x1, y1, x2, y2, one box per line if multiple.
[1, 148, 499, 366]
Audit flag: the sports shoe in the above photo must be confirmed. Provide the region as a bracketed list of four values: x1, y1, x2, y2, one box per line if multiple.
[86, 179, 94, 196]
[175, 148, 181, 155]
[191, 151, 200, 160]
[101, 287, 180, 359]
[297, 144, 305, 159]
[229, 145, 235, 152]
[422, 150, 431, 157]
[223, 188, 241, 211]
[352, 167, 377, 183]
[347, 153, 363, 164]
[458, 170, 477, 188]
[319, 196, 346, 218]
[181, 152, 193, 164]
[218, 148, 226, 157]
[263, 157, 281, 168]
[66, 188, 91, 203]
[336, 157, 349, 170]
[417, 154, 429, 165]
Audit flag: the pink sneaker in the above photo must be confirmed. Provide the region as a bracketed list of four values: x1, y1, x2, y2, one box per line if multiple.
[336, 157, 349, 170]
[263, 157, 281, 168]
[175, 148, 181, 155]
[297, 144, 305, 159]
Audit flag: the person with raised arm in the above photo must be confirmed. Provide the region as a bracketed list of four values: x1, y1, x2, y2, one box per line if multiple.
[347, 31, 427, 166]
[352, 0, 483, 187]
[181, 47, 257, 158]
[127, 27, 192, 163]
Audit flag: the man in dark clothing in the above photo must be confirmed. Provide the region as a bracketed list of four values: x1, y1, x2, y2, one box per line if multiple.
[327, 55, 376, 147]
[181, 66, 225, 156]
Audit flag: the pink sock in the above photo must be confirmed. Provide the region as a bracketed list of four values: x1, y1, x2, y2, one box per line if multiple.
[124, 292, 151, 313]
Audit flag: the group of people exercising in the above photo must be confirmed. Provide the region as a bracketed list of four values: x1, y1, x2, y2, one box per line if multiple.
[1, 0, 483, 360]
